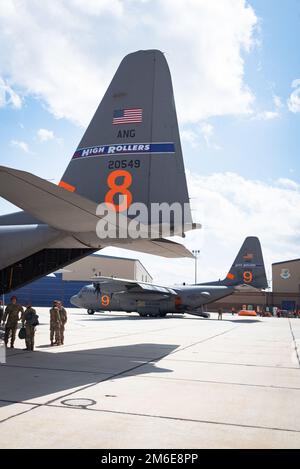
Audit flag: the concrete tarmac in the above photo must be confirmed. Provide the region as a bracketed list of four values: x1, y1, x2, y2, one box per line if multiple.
[0, 308, 299, 448]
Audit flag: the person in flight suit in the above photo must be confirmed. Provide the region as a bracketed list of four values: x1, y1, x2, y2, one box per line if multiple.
[2, 296, 24, 348]
[21, 303, 38, 351]
[58, 301, 67, 346]
[0, 300, 4, 324]
[50, 300, 61, 346]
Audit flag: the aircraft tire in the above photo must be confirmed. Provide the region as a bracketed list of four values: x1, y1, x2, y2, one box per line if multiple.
[87, 309, 95, 315]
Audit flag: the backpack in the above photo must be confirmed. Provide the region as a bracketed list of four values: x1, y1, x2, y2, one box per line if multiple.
[26, 311, 39, 326]
[18, 326, 26, 340]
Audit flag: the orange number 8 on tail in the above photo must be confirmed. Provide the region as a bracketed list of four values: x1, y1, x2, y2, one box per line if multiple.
[105, 170, 132, 212]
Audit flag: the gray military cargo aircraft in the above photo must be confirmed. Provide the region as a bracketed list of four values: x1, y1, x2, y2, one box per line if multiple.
[70, 237, 268, 318]
[0, 50, 199, 294]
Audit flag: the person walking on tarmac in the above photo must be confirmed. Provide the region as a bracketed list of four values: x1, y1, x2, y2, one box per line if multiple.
[58, 301, 67, 345]
[0, 300, 4, 324]
[218, 308, 223, 320]
[50, 300, 61, 346]
[2, 296, 24, 348]
[21, 303, 39, 351]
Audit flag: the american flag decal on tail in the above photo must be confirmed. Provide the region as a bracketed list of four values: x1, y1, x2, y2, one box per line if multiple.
[243, 253, 254, 261]
[113, 108, 142, 125]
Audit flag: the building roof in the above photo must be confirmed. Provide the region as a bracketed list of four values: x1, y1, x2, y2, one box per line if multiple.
[235, 284, 264, 292]
[66, 252, 153, 281]
[90, 253, 139, 262]
[272, 258, 300, 266]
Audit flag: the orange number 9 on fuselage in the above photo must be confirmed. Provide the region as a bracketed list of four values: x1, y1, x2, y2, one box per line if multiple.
[105, 170, 132, 212]
[101, 295, 110, 307]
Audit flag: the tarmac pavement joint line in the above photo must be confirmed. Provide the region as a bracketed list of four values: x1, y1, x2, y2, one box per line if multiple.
[288, 319, 300, 367]
[29, 398, 300, 436]
[0, 403, 41, 424]
[155, 357, 300, 370]
[120, 374, 300, 391]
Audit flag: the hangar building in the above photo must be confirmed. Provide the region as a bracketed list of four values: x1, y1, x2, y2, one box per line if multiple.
[4, 254, 152, 307]
[272, 259, 300, 293]
[269, 259, 300, 311]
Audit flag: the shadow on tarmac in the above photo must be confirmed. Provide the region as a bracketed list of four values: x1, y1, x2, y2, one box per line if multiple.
[0, 343, 179, 408]
[78, 314, 185, 322]
[74, 313, 260, 324]
[201, 318, 261, 324]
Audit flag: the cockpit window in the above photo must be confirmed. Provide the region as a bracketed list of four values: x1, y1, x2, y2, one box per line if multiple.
[93, 283, 101, 294]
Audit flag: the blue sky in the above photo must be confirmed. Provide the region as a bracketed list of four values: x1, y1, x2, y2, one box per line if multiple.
[0, 0, 300, 284]
[182, 0, 300, 181]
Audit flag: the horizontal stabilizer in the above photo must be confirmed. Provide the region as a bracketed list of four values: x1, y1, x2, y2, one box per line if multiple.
[0, 165, 105, 232]
[111, 238, 194, 258]
[0, 166, 194, 258]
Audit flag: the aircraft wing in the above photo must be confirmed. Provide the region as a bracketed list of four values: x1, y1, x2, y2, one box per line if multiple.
[93, 277, 177, 296]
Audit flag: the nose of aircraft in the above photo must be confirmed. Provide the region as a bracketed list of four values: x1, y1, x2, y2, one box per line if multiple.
[70, 294, 80, 307]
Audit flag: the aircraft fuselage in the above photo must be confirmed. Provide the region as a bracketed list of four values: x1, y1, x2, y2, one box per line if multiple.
[71, 283, 234, 316]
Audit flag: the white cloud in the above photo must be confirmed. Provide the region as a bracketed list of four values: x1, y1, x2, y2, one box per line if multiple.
[180, 129, 200, 148]
[71, 0, 124, 16]
[0, 76, 21, 109]
[257, 110, 279, 121]
[287, 79, 300, 113]
[181, 122, 221, 149]
[199, 122, 221, 149]
[10, 140, 30, 153]
[256, 94, 283, 121]
[37, 128, 55, 142]
[0, 0, 258, 126]
[276, 178, 299, 190]
[273, 95, 283, 109]
[200, 123, 214, 146]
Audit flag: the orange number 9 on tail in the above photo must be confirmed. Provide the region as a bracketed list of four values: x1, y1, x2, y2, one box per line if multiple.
[243, 271, 253, 283]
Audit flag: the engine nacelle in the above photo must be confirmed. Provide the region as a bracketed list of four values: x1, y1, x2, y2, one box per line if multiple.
[0, 224, 61, 270]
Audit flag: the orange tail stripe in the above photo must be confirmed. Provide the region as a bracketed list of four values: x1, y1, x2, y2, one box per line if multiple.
[226, 272, 235, 280]
[59, 180, 76, 192]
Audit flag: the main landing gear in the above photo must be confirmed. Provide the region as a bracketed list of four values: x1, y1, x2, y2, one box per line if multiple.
[138, 312, 167, 318]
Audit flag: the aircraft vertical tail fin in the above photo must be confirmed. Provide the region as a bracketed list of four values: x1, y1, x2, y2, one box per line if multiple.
[59, 50, 195, 233]
[222, 237, 268, 289]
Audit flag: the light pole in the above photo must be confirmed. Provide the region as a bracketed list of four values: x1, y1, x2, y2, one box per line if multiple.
[192, 249, 200, 284]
